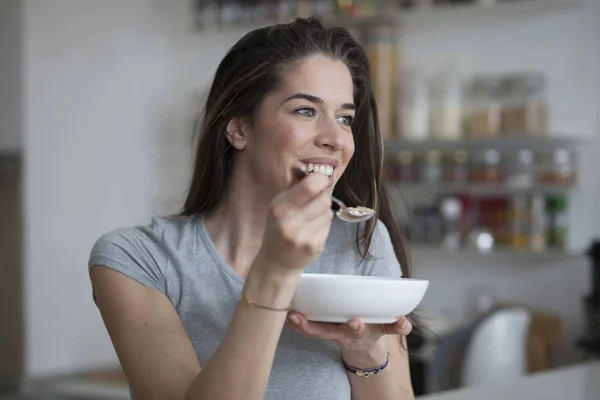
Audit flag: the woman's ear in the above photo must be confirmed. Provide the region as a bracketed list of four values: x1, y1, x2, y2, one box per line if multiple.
[225, 117, 251, 150]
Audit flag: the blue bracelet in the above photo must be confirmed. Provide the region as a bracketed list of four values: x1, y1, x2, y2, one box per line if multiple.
[343, 353, 390, 378]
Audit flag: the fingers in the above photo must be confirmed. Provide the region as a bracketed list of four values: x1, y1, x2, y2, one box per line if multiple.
[276, 171, 330, 210]
[384, 317, 413, 336]
[287, 313, 361, 344]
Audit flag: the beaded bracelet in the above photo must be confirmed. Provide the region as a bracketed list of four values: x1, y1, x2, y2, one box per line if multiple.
[343, 352, 390, 378]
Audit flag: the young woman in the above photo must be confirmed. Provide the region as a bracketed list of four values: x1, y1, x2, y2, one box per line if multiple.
[89, 16, 414, 400]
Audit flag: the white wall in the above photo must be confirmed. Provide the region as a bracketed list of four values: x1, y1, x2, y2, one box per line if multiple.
[19, 0, 600, 377]
[0, 0, 23, 151]
[23, 0, 182, 376]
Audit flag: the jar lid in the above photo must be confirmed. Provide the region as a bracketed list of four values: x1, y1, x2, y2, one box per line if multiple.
[516, 149, 534, 164]
[479, 149, 500, 164]
[453, 149, 469, 164]
[424, 149, 442, 164]
[397, 150, 414, 164]
[553, 148, 571, 164]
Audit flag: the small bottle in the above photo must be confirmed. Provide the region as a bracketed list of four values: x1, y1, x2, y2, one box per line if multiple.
[529, 195, 546, 251]
[440, 197, 463, 250]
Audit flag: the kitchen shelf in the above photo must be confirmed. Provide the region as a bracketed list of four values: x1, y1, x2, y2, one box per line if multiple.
[193, 0, 581, 32]
[410, 244, 584, 264]
[383, 136, 584, 154]
[387, 181, 576, 196]
[327, 0, 581, 28]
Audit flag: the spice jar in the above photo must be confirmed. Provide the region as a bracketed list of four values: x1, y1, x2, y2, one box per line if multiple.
[463, 76, 502, 138]
[445, 149, 470, 183]
[395, 150, 417, 182]
[420, 149, 443, 183]
[500, 72, 548, 135]
[365, 26, 398, 140]
[506, 149, 535, 187]
[538, 148, 576, 184]
[429, 63, 463, 141]
[470, 149, 503, 183]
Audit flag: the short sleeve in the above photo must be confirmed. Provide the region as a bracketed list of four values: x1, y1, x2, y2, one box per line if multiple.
[360, 220, 403, 279]
[88, 223, 168, 295]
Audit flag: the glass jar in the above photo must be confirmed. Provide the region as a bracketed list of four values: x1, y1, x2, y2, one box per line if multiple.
[538, 148, 576, 184]
[463, 76, 502, 138]
[470, 149, 502, 183]
[445, 149, 470, 183]
[506, 149, 535, 187]
[365, 26, 398, 140]
[395, 150, 417, 182]
[399, 67, 430, 141]
[429, 63, 463, 141]
[420, 149, 443, 183]
[500, 72, 548, 135]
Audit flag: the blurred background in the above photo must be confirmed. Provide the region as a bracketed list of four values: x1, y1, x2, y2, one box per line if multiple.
[1, 0, 599, 398]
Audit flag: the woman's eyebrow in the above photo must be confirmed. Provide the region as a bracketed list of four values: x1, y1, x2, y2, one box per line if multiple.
[282, 92, 355, 110]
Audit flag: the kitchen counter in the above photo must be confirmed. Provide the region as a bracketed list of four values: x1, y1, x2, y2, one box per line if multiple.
[418, 361, 600, 400]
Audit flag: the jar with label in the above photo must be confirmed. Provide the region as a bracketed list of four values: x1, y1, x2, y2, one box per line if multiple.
[529, 195, 546, 251]
[538, 148, 576, 184]
[399, 67, 430, 141]
[395, 150, 417, 182]
[365, 26, 398, 140]
[419, 149, 443, 183]
[470, 149, 503, 183]
[445, 149, 470, 183]
[546, 195, 568, 247]
[429, 63, 463, 140]
[500, 72, 548, 135]
[463, 76, 502, 138]
[506, 149, 535, 187]
[508, 195, 529, 249]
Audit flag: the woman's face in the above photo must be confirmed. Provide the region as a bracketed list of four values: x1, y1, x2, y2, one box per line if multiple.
[235, 54, 356, 198]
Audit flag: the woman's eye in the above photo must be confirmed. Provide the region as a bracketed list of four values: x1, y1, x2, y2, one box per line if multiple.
[337, 115, 354, 127]
[295, 107, 316, 117]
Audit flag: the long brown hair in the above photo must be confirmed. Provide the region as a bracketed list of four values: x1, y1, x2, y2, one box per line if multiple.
[181, 17, 411, 278]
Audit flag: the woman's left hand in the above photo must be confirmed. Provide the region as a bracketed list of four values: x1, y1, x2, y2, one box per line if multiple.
[285, 311, 412, 351]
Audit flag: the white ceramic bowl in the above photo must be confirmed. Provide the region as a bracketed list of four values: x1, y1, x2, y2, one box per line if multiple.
[290, 273, 429, 324]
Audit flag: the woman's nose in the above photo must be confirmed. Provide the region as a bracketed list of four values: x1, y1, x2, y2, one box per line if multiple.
[315, 118, 345, 151]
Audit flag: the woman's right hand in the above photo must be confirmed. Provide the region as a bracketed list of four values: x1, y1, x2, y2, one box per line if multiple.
[257, 170, 334, 272]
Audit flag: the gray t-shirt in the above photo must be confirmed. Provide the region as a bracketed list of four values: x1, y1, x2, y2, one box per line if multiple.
[88, 214, 402, 400]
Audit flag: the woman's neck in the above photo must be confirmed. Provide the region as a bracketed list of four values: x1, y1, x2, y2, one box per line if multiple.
[203, 168, 272, 278]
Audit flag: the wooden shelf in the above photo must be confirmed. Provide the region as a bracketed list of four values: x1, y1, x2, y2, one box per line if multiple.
[194, 0, 581, 32]
[410, 244, 584, 264]
[387, 181, 577, 196]
[384, 136, 585, 154]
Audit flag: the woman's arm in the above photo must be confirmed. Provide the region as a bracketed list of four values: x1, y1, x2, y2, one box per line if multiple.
[92, 260, 301, 400]
[92, 171, 332, 400]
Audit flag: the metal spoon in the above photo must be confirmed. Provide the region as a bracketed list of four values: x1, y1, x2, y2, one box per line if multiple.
[292, 166, 376, 223]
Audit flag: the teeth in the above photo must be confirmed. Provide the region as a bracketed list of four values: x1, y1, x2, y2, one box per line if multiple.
[305, 163, 334, 177]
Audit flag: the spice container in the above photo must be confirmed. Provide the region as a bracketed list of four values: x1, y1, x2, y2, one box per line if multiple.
[365, 26, 398, 140]
[429, 63, 463, 141]
[500, 72, 548, 135]
[399, 67, 430, 141]
[538, 148, 576, 184]
[470, 149, 503, 183]
[419, 149, 443, 183]
[395, 150, 417, 182]
[529, 195, 546, 251]
[546, 195, 568, 248]
[506, 149, 535, 187]
[508, 195, 529, 250]
[445, 149, 470, 183]
[463, 76, 502, 138]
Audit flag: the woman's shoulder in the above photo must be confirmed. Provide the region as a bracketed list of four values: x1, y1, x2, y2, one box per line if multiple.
[88, 215, 200, 294]
[91, 215, 197, 252]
